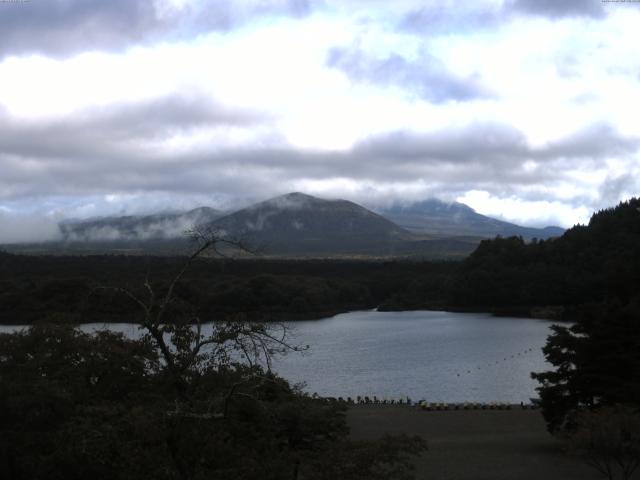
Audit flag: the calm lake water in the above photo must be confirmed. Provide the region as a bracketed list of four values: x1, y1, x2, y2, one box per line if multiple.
[1, 310, 555, 403]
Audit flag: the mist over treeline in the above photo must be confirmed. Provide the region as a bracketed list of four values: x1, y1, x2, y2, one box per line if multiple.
[0, 191, 572, 246]
[0, 211, 62, 244]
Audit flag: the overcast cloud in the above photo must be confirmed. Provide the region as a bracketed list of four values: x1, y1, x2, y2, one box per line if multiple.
[0, 0, 639, 241]
[0, 0, 313, 59]
[327, 47, 492, 103]
[508, 0, 607, 19]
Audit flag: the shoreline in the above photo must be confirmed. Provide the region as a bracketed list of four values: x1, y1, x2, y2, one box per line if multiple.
[379, 304, 569, 321]
[0, 305, 567, 327]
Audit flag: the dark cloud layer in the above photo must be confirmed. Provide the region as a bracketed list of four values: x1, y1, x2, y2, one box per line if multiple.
[0, 0, 636, 237]
[0, 0, 163, 58]
[599, 173, 637, 206]
[0, 0, 625, 61]
[0, 95, 265, 164]
[400, 6, 503, 34]
[537, 124, 639, 159]
[347, 124, 639, 197]
[508, 0, 606, 19]
[327, 47, 491, 103]
[399, 0, 612, 36]
[0, 95, 268, 198]
[0, 0, 312, 59]
[0, 92, 636, 213]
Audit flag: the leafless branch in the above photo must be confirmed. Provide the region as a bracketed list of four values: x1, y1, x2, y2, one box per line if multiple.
[91, 226, 304, 394]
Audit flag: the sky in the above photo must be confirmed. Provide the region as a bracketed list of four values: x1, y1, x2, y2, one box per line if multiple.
[1, 0, 639, 242]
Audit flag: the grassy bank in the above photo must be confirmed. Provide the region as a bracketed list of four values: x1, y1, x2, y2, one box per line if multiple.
[347, 406, 608, 480]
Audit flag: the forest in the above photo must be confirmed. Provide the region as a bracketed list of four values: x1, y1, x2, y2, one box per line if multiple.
[2, 199, 639, 324]
[0, 253, 456, 324]
[0, 233, 428, 479]
[1, 198, 639, 478]
[452, 198, 640, 445]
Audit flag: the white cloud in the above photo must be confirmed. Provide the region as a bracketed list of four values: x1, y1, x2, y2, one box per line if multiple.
[0, 0, 638, 236]
[457, 190, 592, 227]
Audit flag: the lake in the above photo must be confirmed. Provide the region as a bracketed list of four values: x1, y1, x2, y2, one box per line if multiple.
[0, 310, 555, 403]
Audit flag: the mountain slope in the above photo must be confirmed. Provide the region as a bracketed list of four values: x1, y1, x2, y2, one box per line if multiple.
[210, 192, 418, 255]
[10, 193, 562, 258]
[60, 207, 223, 242]
[377, 199, 564, 239]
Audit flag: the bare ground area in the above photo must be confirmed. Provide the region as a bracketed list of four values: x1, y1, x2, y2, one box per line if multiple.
[347, 406, 617, 480]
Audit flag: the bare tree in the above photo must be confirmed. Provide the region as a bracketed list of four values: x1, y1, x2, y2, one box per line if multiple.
[88, 227, 314, 479]
[97, 226, 306, 395]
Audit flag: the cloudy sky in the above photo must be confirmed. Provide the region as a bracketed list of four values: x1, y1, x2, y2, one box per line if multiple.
[1, 0, 639, 241]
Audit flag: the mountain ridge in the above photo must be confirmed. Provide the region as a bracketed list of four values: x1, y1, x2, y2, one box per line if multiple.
[376, 199, 564, 240]
[60, 206, 223, 241]
[208, 192, 418, 255]
[8, 192, 565, 258]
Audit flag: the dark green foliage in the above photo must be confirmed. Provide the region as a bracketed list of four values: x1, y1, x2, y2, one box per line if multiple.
[532, 299, 640, 433]
[454, 198, 640, 312]
[0, 325, 159, 480]
[4, 197, 639, 448]
[1, 239, 431, 477]
[422, 197, 640, 432]
[522, 199, 640, 433]
[0, 324, 425, 479]
[0, 256, 456, 324]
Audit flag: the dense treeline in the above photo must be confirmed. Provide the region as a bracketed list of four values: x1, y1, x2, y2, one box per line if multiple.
[2, 199, 639, 327]
[0, 254, 455, 324]
[0, 231, 427, 479]
[1, 197, 639, 471]
[532, 298, 640, 433]
[454, 198, 640, 434]
[0, 324, 425, 479]
[452, 198, 640, 318]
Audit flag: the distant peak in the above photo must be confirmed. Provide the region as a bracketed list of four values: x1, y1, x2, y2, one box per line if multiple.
[258, 192, 324, 210]
[281, 192, 317, 200]
[188, 206, 218, 214]
[381, 198, 475, 215]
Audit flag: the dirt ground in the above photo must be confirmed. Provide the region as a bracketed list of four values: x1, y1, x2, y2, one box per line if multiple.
[347, 405, 616, 480]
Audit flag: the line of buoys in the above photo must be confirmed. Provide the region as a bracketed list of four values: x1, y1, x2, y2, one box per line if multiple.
[453, 347, 539, 377]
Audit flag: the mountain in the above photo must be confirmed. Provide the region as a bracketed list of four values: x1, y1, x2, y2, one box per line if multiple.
[376, 199, 564, 240]
[208, 192, 420, 255]
[49, 193, 479, 257]
[60, 207, 223, 242]
[9, 193, 562, 258]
